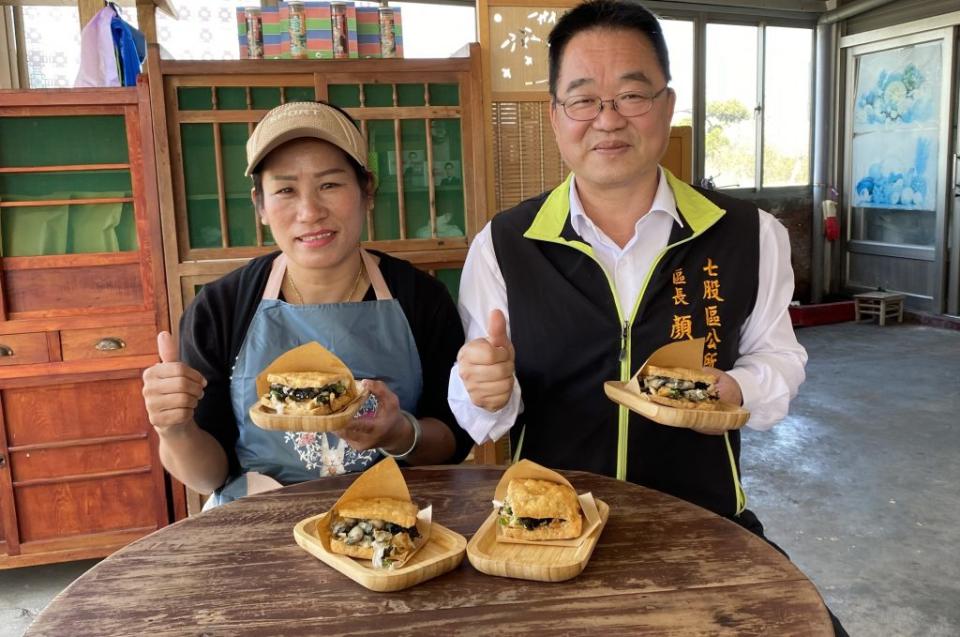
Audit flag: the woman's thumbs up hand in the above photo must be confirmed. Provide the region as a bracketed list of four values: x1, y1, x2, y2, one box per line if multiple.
[142, 331, 207, 433]
[456, 309, 516, 412]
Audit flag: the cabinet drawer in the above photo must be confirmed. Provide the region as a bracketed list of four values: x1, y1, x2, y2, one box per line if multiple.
[9, 438, 152, 482]
[15, 473, 160, 543]
[3, 377, 148, 446]
[61, 324, 157, 361]
[0, 332, 49, 366]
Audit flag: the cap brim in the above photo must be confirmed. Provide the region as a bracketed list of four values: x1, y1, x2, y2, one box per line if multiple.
[244, 127, 366, 176]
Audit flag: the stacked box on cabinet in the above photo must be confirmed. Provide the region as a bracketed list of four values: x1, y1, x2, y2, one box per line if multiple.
[263, 4, 284, 58]
[236, 9, 248, 58]
[279, 2, 335, 59]
[236, 5, 283, 58]
[240, 3, 377, 59]
[305, 2, 334, 59]
[245, 3, 405, 59]
[281, 2, 357, 58]
[355, 6, 404, 58]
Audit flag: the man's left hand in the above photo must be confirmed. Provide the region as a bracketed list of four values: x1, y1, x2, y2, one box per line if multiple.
[702, 367, 743, 407]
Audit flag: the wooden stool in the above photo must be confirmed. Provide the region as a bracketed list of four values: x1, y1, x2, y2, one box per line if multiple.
[853, 291, 905, 326]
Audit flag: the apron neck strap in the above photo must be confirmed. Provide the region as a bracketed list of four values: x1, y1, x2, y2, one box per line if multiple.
[263, 250, 392, 302]
[264, 253, 287, 300]
[361, 249, 391, 301]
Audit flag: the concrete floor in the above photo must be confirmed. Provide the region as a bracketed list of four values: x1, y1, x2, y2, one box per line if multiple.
[742, 322, 960, 636]
[1, 321, 958, 636]
[0, 559, 99, 636]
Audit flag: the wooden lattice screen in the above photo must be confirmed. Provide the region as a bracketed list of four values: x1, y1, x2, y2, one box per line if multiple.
[145, 45, 487, 325]
[491, 101, 567, 212]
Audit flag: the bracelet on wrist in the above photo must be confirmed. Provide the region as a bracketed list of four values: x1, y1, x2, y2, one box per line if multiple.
[378, 410, 421, 460]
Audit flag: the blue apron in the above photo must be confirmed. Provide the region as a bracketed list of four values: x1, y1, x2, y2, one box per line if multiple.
[206, 250, 423, 508]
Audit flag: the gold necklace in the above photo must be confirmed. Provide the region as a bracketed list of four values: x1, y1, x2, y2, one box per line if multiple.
[286, 258, 365, 304]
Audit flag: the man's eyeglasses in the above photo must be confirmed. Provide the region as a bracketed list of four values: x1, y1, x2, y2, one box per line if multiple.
[557, 86, 670, 121]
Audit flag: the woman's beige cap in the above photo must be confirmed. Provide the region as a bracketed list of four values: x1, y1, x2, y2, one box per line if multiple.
[244, 101, 367, 176]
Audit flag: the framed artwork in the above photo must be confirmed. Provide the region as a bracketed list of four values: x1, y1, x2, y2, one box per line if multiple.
[434, 160, 462, 187]
[488, 7, 563, 92]
[850, 41, 942, 211]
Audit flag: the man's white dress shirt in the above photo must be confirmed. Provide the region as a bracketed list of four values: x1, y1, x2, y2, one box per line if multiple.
[448, 169, 807, 444]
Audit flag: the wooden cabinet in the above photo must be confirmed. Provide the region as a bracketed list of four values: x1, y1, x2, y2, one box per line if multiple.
[0, 86, 172, 568]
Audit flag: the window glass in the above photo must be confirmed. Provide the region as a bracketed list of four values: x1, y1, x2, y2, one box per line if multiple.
[850, 208, 936, 246]
[21, 6, 84, 88]
[705, 23, 758, 189]
[763, 26, 813, 187]
[661, 19, 693, 128]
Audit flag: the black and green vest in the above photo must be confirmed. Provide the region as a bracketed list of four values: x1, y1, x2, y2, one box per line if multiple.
[490, 169, 760, 519]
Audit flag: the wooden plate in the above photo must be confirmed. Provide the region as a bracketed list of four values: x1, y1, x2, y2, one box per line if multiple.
[465, 498, 609, 582]
[294, 512, 467, 592]
[604, 381, 749, 434]
[248, 384, 368, 432]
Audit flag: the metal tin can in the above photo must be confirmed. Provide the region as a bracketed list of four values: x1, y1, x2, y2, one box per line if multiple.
[288, 1, 308, 59]
[378, 4, 396, 59]
[331, 2, 348, 59]
[245, 7, 263, 59]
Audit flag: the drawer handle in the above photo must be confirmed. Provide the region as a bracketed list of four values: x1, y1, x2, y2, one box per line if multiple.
[95, 337, 126, 352]
[0, 345, 13, 357]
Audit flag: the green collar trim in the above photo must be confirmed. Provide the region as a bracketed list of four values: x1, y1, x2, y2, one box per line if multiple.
[522, 168, 726, 241]
[664, 169, 726, 233]
[523, 173, 577, 242]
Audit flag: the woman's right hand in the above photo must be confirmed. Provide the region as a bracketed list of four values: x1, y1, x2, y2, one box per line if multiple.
[142, 331, 207, 433]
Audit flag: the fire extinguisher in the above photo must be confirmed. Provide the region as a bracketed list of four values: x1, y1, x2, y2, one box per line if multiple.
[822, 199, 840, 241]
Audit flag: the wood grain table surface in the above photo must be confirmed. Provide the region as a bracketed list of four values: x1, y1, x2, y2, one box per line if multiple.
[26, 465, 832, 636]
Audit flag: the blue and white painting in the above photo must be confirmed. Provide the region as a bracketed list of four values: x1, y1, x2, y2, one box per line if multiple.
[851, 41, 942, 211]
[852, 132, 936, 210]
[854, 41, 941, 132]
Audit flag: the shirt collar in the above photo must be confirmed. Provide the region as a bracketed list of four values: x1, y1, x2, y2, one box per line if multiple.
[568, 167, 684, 239]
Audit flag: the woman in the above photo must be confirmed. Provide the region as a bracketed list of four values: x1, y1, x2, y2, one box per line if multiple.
[142, 101, 473, 507]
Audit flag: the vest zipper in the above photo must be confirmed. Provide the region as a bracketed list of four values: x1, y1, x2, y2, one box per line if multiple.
[533, 213, 723, 481]
[618, 321, 629, 362]
[615, 227, 720, 480]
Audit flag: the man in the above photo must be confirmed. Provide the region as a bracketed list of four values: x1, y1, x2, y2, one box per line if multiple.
[449, 1, 845, 633]
[403, 150, 422, 179]
[441, 161, 461, 186]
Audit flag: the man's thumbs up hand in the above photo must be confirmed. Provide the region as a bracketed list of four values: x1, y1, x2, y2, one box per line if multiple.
[486, 309, 511, 351]
[457, 310, 516, 411]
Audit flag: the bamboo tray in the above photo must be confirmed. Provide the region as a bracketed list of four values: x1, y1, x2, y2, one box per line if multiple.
[465, 498, 609, 582]
[294, 512, 467, 592]
[604, 380, 749, 434]
[248, 383, 368, 432]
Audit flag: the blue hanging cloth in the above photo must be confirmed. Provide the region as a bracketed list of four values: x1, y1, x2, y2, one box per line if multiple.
[108, 4, 146, 87]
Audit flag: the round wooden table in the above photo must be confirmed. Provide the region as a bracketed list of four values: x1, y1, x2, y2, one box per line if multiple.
[27, 466, 832, 636]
